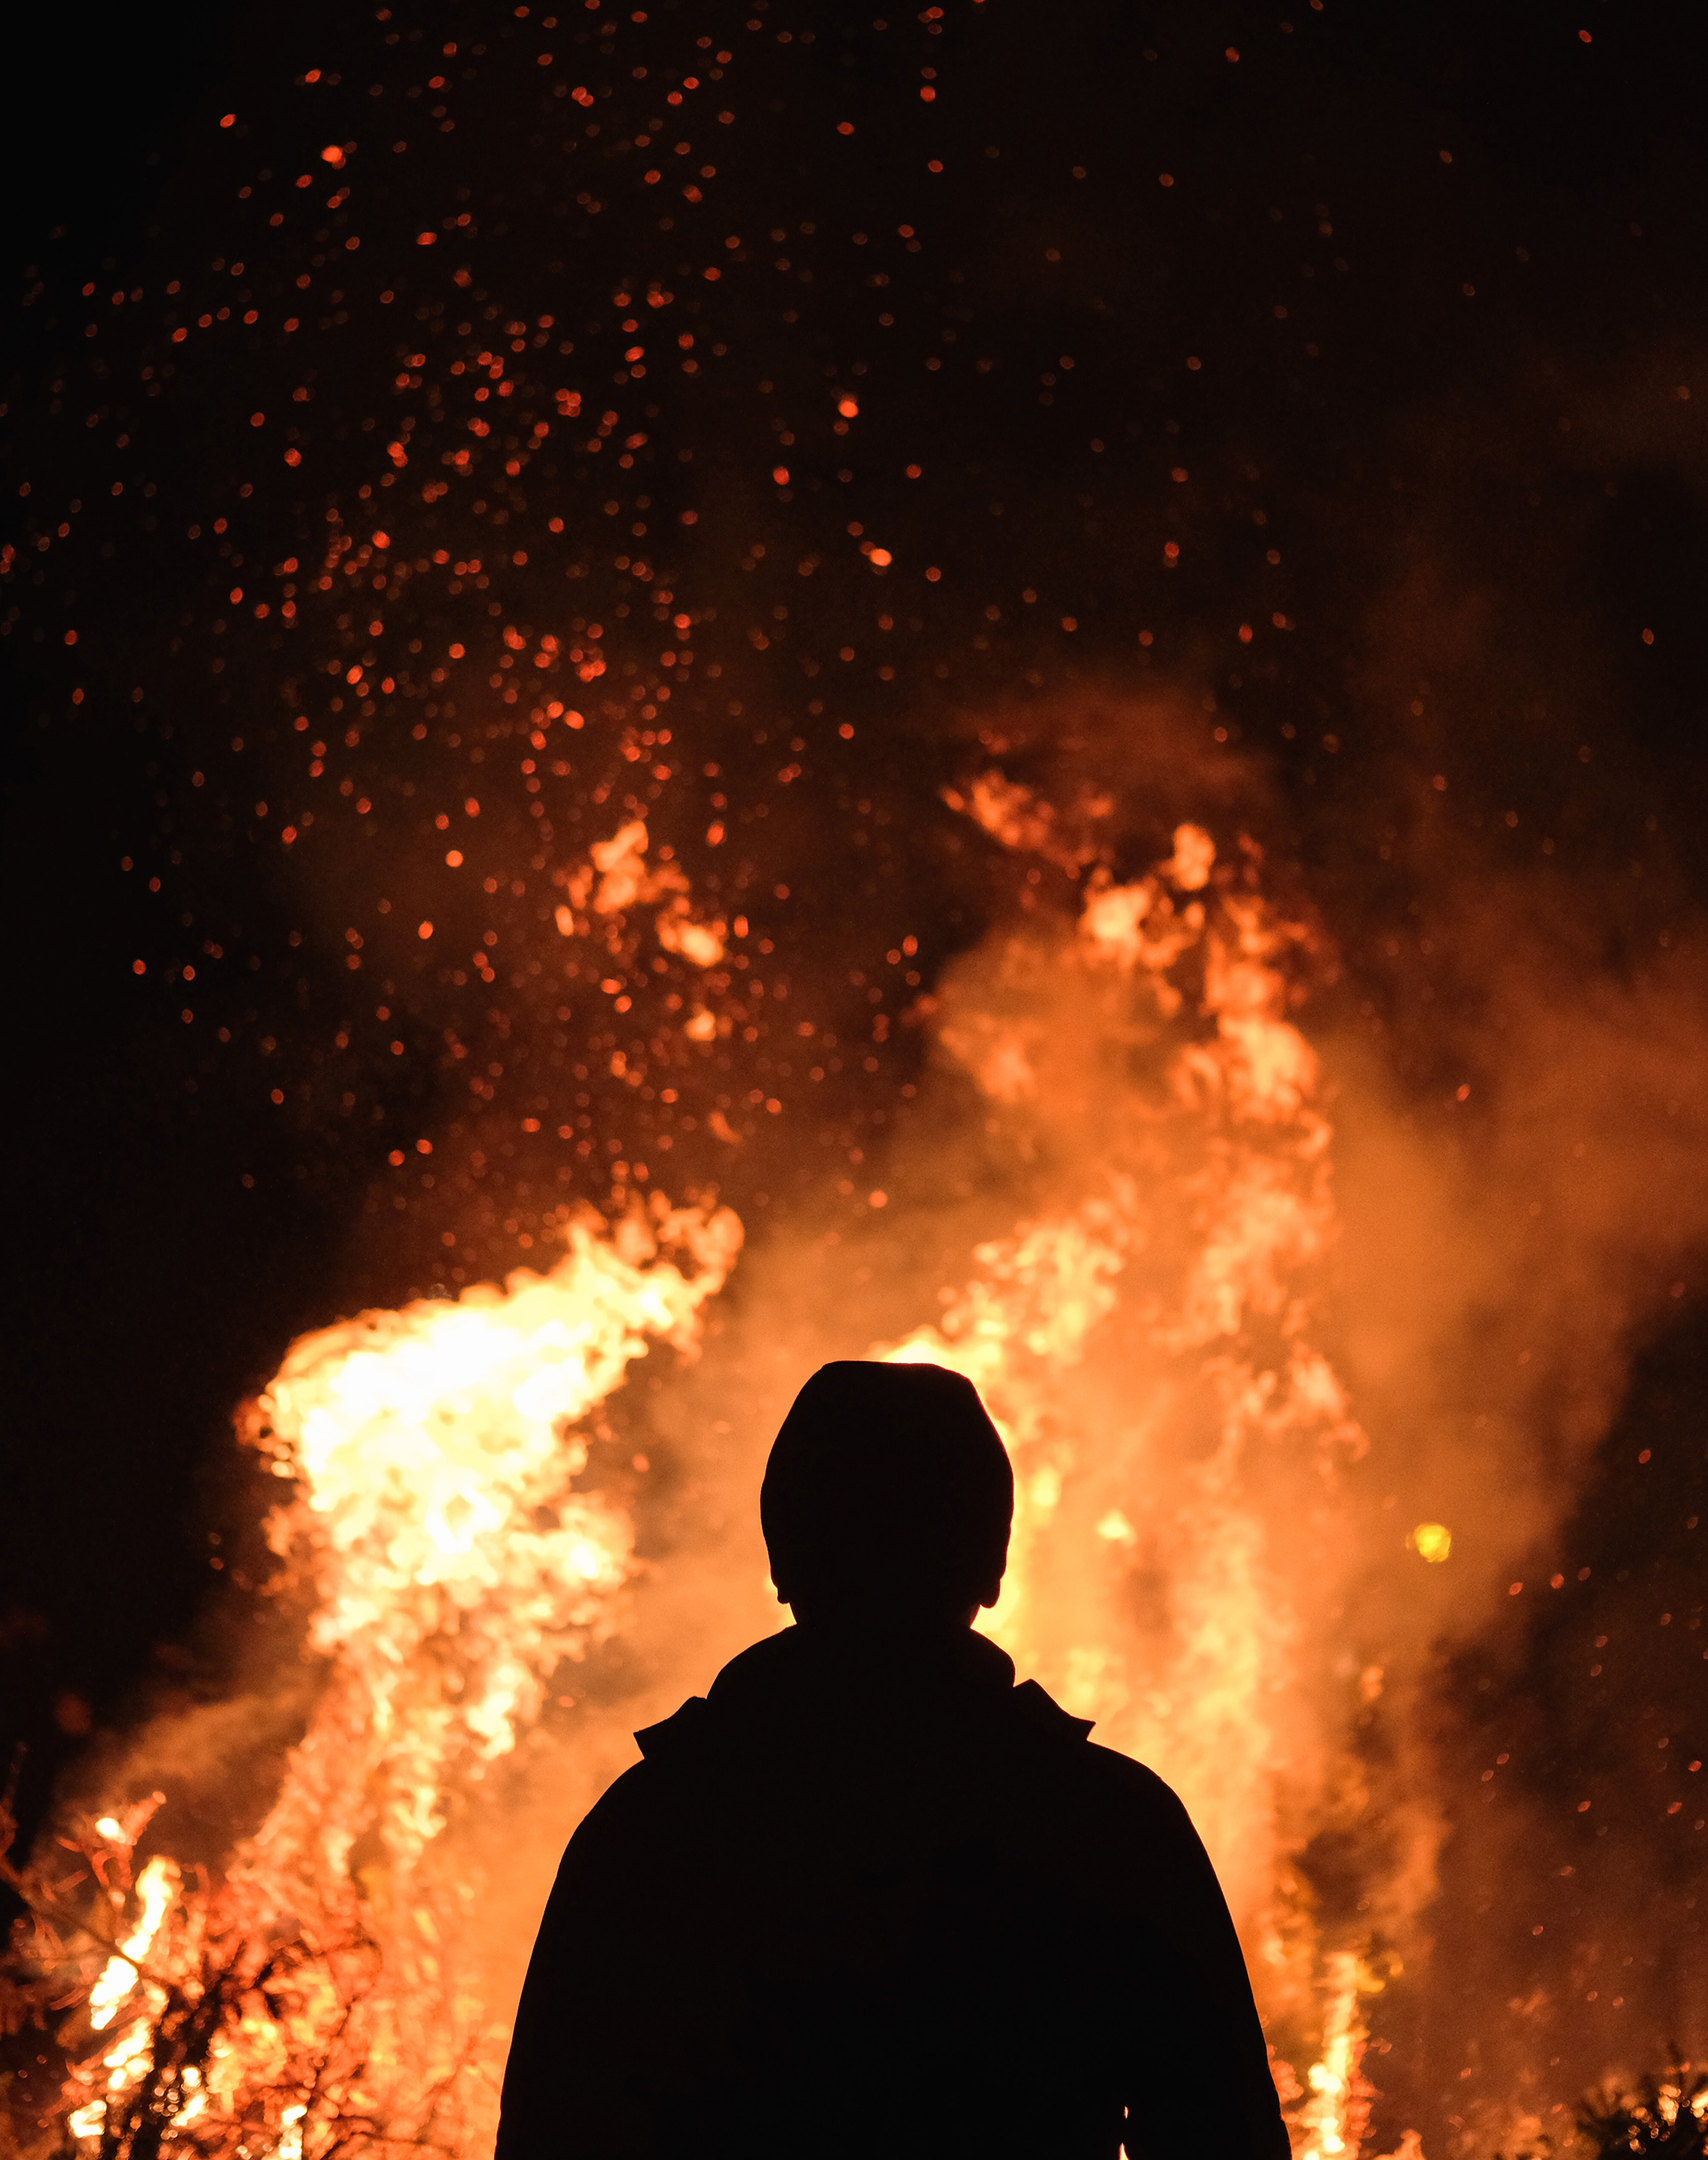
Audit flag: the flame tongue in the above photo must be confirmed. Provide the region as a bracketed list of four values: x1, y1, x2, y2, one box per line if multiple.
[86, 1857, 180, 2033]
[245, 1201, 738, 1883]
[45, 1199, 741, 2155]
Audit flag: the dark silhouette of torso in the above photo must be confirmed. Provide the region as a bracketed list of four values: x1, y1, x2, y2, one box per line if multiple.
[497, 1625, 1290, 2158]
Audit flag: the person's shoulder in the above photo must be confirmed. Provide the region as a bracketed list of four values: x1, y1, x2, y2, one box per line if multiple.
[634, 1692, 714, 1762]
[1082, 1736, 1193, 1821]
[1009, 1676, 1095, 1743]
[564, 1753, 654, 1844]
[1006, 1680, 1193, 1822]
[564, 1697, 713, 1843]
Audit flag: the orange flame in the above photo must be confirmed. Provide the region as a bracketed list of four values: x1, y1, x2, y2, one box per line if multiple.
[20, 811, 1419, 2158]
[38, 1202, 739, 2155]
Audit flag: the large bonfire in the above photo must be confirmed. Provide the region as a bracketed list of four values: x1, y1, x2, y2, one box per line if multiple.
[3, 810, 1430, 2160]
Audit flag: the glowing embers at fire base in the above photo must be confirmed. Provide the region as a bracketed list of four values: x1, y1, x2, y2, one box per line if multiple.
[42, 1202, 739, 2156]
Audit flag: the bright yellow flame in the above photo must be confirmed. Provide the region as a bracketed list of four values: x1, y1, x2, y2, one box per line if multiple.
[1408, 1521, 1452, 1564]
[56, 1200, 741, 2153]
[87, 1855, 178, 2031]
[1296, 1953, 1372, 2160]
[243, 1201, 741, 1870]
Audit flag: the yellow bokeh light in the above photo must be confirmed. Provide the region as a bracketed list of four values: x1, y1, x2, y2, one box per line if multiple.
[1408, 1521, 1453, 1564]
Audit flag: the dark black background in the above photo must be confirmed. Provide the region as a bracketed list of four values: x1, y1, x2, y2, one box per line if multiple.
[3, 0, 1704, 2141]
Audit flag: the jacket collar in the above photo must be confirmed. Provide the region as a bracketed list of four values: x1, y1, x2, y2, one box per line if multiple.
[636, 1624, 1022, 1761]
[710, 1620, 1017, 1709]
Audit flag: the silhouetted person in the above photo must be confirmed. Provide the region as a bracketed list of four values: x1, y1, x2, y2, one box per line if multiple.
[497, 1361, 1290, 2159]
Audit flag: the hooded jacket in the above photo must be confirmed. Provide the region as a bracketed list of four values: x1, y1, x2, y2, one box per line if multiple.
[496, 1625, 1291, 2159]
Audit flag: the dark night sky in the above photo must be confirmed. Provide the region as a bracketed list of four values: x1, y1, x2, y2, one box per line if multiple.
[3, 0, 1704, 2141]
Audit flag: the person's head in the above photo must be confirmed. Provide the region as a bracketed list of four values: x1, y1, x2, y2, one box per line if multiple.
[760, 1360, 1013, 1630]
